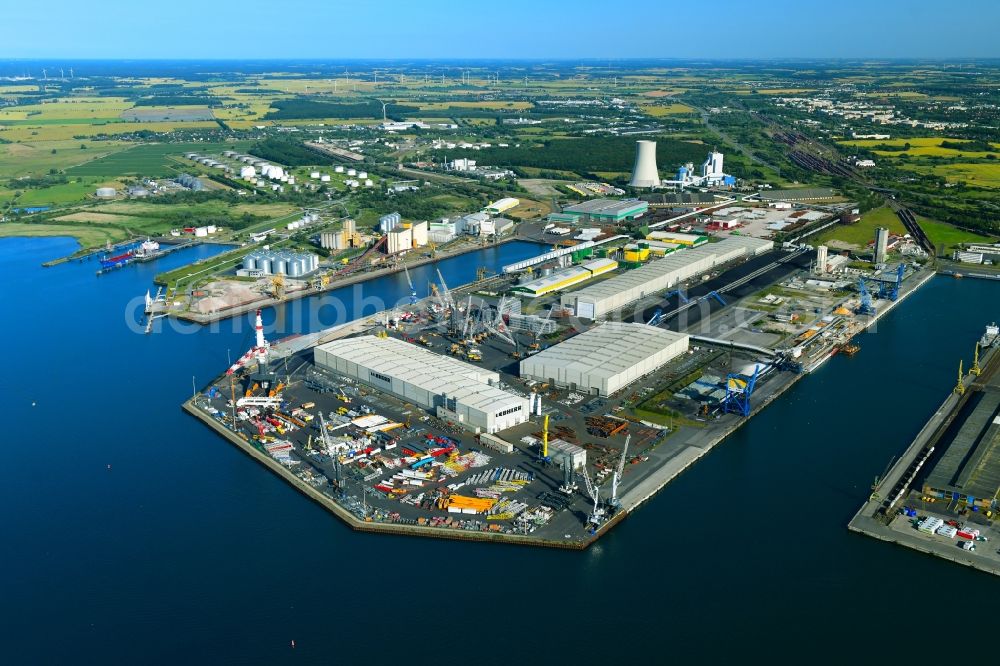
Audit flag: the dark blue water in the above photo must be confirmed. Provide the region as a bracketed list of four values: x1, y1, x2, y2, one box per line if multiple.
[3, 237, 999, 664]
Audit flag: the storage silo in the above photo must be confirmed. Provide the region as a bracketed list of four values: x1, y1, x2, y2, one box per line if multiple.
[289, 258, 303, 277]
[275, 257, 288, 275]
[244, 254, 258, 271]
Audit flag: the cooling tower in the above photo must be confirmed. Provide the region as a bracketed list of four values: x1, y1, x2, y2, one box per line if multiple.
[629, 140, 660, 188]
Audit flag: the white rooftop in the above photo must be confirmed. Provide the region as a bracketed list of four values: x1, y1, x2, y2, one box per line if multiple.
[524, 322, 688, 379]
[315, 336, 521, 412]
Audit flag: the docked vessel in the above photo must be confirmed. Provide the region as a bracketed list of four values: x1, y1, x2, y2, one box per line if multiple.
[133, 238, 161, 260]
[99, 250, 134, 269]
[981, 323, 999, 348]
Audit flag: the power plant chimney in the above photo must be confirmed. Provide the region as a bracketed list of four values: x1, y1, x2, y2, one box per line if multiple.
[629, 140, 660, 188]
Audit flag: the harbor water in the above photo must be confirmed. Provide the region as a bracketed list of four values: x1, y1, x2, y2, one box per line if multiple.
[3, 236, 1000, 664]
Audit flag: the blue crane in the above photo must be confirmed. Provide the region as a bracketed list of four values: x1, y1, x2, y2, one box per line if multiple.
[665, 289, 690, 304]
[876, 264, 905, 301]
[646, 308, 665, 326]
[856, 277, 875, 315]
[703, 291, 726, 306]
[722, 364, 760, 418]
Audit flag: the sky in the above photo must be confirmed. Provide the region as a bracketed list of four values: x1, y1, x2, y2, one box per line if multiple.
[4, 0, 1000, 60]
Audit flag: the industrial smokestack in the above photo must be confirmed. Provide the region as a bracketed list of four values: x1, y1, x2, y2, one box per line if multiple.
[629, 140, 660, 189]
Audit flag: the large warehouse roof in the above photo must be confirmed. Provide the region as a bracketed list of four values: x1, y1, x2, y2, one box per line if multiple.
[315, 336, 521, 410]
[561, 236, 773, 318]
[562, 198, 648, 217]
[315, 336, 529, 433]
[520, 322, 689, 395]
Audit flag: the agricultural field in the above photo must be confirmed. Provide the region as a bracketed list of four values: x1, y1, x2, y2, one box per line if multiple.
[67, 141, 250, 178]
[903, 162, 1000, 189]
[0, 140, 133, 178]
[640, 103, 695, 116]
[839, 137, 1000, 158]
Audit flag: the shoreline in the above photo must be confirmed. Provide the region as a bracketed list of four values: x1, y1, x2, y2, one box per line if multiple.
[171, 236, 522, 325]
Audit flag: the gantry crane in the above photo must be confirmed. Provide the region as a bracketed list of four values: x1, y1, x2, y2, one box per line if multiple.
[971, 343, 982, 377]
[609, 434, 631, 510]
[954, 359, 966, 396]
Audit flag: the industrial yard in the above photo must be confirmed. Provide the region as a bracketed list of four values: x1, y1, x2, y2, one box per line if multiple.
[850, 323, 1000, 575]
[187, 217, 936, 546]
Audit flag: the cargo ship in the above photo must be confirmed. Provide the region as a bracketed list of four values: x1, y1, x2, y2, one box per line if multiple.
[981, 322, 999, 348]
[99, 250, 134, 269]
[133, 238, 161, 261]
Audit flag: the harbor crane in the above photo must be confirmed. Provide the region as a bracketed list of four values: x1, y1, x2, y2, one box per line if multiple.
[580, 466, 605, 531]
[722, 364, 760, 418]
[319, 412, 344, 492]
[609, 434, 631, 510]
[855, 277, 875, 316]
[875, 264, 905, 301]
[403, 263, 418, 305]
[538, 414, 551, 463]
[435, 268, 454, 311]
[558, 458, 578, 495]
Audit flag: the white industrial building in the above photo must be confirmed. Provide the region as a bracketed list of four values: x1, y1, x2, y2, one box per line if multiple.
[314, 336, 530, 434]
[386, 221, 429, 254]
[560, 236, 773, 319]
[519, 322, 689, 396]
